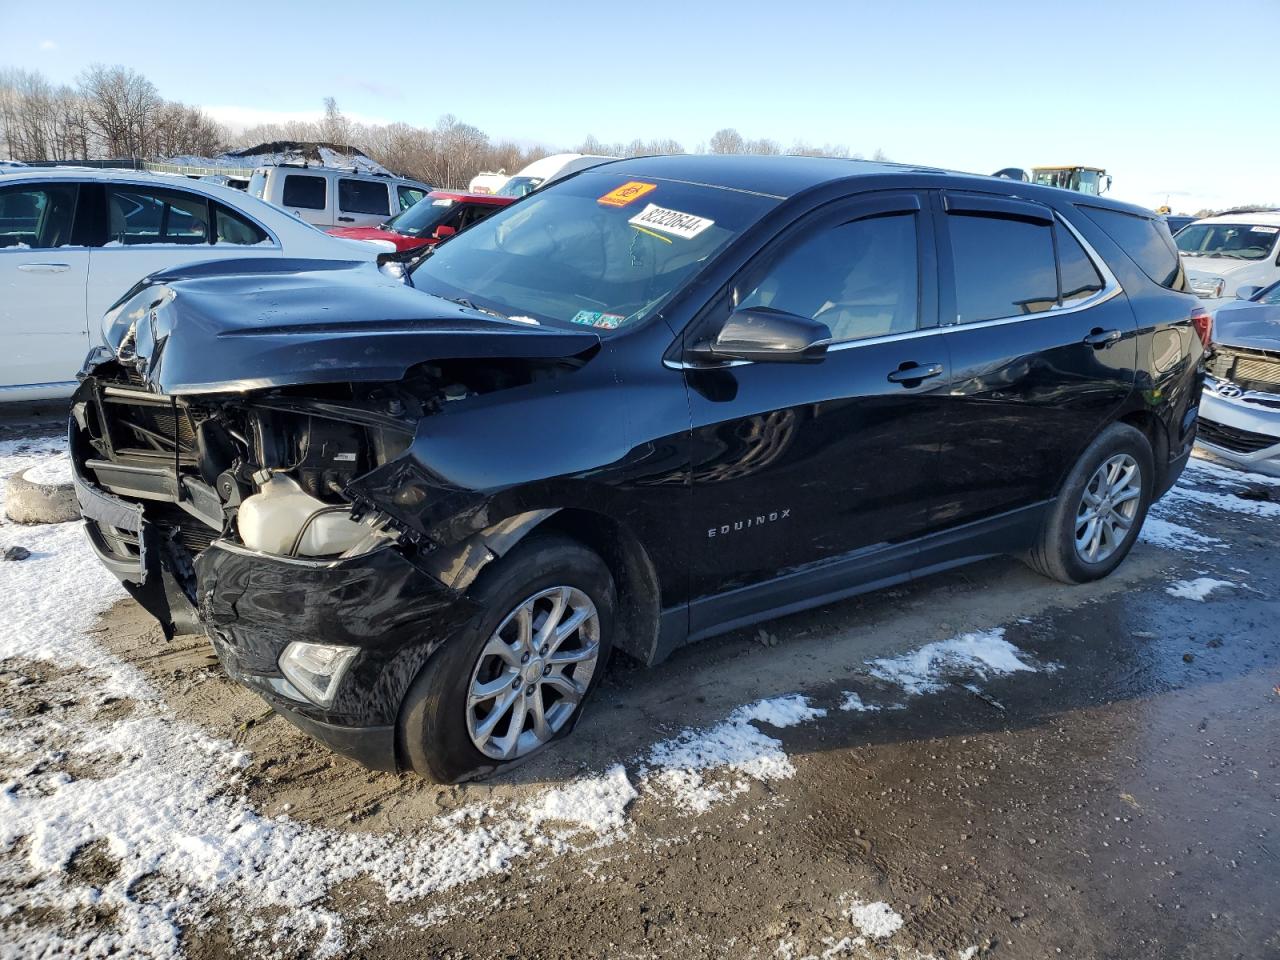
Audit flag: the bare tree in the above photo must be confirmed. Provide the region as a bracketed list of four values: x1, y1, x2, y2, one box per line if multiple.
[709, 127, 746, 154]
[78, 64, 162, 158]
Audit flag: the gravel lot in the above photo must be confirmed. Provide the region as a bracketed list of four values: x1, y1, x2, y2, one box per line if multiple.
[1, 419, 1277, 960]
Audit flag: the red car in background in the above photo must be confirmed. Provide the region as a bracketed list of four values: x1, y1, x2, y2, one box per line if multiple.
[326, 189, 514, 253]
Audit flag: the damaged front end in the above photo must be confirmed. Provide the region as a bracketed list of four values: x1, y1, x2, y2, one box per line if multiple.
[71, 265, 601, 767]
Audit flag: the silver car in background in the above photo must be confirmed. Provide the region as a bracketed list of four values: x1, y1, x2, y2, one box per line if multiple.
[1200, 279, 1280, 475]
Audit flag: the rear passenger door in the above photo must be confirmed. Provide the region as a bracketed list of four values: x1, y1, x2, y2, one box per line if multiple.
[337, 177, 392, 227]
[931, 191, 1137, 536]
[87, 184, 281, 323]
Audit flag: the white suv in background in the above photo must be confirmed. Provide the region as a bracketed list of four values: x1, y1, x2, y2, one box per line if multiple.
[0, 168, 376, 402]
[1174, 210, 1280, 309]
[247, 165, 431, 228]
[492, 154, 617, 198]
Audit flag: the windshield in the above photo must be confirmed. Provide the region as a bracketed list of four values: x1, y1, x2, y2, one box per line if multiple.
[409, 172, 778, 332]
[1176, 223, 1280, 260]
[385, 195, 459, 237]
[495, 176, 544, 198]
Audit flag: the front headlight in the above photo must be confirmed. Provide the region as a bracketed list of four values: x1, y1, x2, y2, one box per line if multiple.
[1189, 276, 1226, 299]
[278, 641, 359, 707]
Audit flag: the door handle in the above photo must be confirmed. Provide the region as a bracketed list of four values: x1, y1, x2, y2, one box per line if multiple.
[1083, 327, 1122, 347]
[17, 262, 70, 273]
[337, 216, 355, 223]
[886, 361, 944, 384]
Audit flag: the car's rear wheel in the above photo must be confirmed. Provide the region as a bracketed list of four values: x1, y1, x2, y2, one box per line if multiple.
[1024, 422, 1154, 584]
[398, 534, 615, 782]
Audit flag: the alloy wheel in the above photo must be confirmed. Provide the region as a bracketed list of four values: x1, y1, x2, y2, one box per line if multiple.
[465, 585, 601, 760]
[1074, 453, 1142, 564]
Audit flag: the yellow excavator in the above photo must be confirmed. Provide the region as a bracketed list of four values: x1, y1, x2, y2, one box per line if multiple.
[992, 165, 1112, 196]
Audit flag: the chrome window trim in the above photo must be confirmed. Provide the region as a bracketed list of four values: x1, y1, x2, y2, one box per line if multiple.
[664, 210, 1124, 369]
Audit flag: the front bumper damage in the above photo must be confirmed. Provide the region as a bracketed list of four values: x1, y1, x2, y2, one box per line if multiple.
[69, 377, 483, 770]
[1199, 377, 1280, 476]
[73, 450, 480, 768]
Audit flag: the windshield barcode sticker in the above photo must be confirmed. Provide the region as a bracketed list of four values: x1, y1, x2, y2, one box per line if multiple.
[628, 203, 715, 240]
[1249, 226, 1278, 234]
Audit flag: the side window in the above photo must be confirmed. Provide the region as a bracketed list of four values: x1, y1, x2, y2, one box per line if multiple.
[738, 212, 920, 343]
[948, 213, 1057, 322]
[339, 178, 391, 216]
[1079, 205, 1186, 291]
[398, 185, 426, 211]
[0, 184, 78, 249]
[1056, 224, 1105, 304]
[214, 204, 269, 245]
[282, 174, 326, 210]
[107, 187, 210, 245]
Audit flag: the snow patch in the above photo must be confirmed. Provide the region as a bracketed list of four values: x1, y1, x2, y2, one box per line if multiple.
[642, 695, 825, 814]
[838, 691, 882, 713]
[18, 452, 72, 486]
[866, 628, 1039, 696]
[845, 898, 904, 940]
[1138, 515, 1222, 553]
[1165, 577, 1239, 602]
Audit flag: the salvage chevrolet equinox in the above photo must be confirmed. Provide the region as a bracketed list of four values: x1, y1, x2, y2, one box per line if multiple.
[70, 156, 1208, 781]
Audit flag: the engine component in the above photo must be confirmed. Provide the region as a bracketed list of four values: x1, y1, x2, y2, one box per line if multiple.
[238, 474, 384, 557]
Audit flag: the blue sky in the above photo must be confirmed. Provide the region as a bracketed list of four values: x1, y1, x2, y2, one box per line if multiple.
[2, 0, 1276, 212]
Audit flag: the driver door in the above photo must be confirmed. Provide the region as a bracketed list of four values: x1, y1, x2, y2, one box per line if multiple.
[683, 192, 950, 634]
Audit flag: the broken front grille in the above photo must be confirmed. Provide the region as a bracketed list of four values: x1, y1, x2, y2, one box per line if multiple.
[1198, 418, 1279, 454]
[1207, 346, 1280, 393]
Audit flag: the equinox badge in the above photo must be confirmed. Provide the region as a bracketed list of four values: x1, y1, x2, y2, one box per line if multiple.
[708, 509, 791, 538]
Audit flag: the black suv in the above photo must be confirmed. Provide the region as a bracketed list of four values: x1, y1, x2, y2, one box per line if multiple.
[70, 156, 1207, 781]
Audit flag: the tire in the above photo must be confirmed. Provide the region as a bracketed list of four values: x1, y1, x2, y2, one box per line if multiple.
[1024, 422, 1154, 585]
[398, 533, 616, 782]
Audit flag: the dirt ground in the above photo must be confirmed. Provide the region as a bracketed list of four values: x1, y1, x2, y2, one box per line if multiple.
[2, 424, 1278, 959]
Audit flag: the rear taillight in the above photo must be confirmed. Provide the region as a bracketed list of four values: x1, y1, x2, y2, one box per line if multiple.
[1190, 307, 1212, 349]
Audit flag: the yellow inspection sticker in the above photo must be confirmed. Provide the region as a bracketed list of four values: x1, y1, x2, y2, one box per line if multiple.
[597, 181, 657, 207]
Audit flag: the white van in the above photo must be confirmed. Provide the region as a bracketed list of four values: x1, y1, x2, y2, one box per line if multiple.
[1175, 211, 1280, 308]
[248, 165, 431, 228]
[493, 154, 616, 198]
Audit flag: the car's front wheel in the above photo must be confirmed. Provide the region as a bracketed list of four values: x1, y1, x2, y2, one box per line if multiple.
[1024, 422, 1154, 584]
[398, 534, 615, 782]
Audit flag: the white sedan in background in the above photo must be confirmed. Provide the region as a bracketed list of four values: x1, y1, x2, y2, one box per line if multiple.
[0, 168, 375, 402]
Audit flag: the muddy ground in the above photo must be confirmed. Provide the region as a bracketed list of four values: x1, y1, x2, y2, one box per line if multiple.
[2, 423, 1278, 959]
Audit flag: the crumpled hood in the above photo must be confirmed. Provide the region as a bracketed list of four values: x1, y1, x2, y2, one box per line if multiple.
[1213, 299, 1280, 353]
[94, 258, 600, 395]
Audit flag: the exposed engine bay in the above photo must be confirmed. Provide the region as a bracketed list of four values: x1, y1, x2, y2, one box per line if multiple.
[71, 354, 582, 628]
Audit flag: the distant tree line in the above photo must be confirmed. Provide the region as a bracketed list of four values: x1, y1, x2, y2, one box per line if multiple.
[0, 66, 222, 162]
[0, 66, 890, 189]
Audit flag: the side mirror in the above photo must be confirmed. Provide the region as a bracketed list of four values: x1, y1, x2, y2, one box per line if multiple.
[433, 224, 457, 240]
[1236, 285, 1262, 301]
[691, 307, 831, 364]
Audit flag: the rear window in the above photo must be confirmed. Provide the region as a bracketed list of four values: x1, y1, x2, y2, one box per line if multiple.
[339, 178, 390, 216]
[282, 174, 326, 210]
[1079, 205, 1186, 290]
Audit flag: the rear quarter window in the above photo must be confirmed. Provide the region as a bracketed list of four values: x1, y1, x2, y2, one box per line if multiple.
[1078, 205, 1186, 291]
